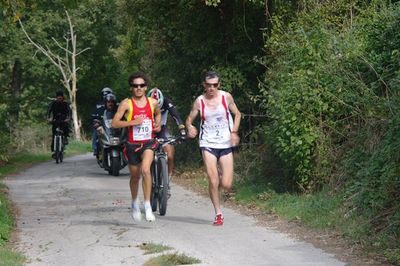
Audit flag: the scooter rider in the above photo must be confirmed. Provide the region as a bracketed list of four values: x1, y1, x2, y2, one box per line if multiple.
[92, 87, 113, 155]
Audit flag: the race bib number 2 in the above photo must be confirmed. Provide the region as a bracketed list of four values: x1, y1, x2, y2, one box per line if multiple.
[132, 119, 152, 141]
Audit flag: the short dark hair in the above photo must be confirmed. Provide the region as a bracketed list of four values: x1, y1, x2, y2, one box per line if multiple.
[56, 90, 64, 97]
[128, 71, 150, 86]
[203, 70, 220, 82]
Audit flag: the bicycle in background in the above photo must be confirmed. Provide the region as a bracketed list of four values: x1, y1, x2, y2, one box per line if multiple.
[52, 120, 66, 164]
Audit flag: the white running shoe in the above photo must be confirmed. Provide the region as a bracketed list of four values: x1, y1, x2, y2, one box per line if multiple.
[145, 208, 155, 222]
[132, 208, 142, 222]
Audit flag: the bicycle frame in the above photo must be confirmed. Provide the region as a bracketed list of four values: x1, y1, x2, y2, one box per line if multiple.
[52, 121, 65, 164]
[150, 137, 183, 216]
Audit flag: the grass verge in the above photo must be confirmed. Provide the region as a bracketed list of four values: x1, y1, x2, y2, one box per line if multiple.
[143, 253, 201, 266]
[137, 242, 173, 255]
[0, 140, 91, 265]
[138, 242, 201, 266]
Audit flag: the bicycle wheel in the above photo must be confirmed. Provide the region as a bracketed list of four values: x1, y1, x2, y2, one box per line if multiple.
[150, 162, 158, 212]
[157, 156, 169, 216]
[55, 136, 61, 164]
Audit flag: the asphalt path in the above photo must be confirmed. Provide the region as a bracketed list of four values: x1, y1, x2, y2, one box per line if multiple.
[4, 153, 346, 266]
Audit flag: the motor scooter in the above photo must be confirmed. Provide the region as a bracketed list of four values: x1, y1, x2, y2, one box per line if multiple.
[93, 110, 127, 176]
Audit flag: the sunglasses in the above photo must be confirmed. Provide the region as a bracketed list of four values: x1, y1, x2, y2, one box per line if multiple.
[205, 82, 219, 88]
[131, 83, 147, 88]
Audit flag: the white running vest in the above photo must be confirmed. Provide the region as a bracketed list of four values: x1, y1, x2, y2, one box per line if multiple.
[198, 91, 233, 149]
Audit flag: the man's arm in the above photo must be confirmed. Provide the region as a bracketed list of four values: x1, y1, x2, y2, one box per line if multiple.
[151, 98, 161, 132]
[66, 103, 72, 122]
[185, 99, 200, 138]
[226, 93, 241, 146]
[111, 99, 144, 128]
[164, 97, 184, 127]
[227, 93, 241, 132]
[47, 101, 55, 120]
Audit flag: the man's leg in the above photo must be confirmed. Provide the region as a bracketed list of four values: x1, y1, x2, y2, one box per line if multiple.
[218, 152, 234, 190]
[163, 144, 175, 177]
[128, 163, 142, 221]
[202, 150, 221, 215]
[163, 144, 175, 198]
[141, 149, 155, 221]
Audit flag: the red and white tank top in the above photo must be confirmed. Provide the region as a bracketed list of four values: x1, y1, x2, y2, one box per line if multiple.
[125, 97, 155, 143]
[198, 91, 233, 149]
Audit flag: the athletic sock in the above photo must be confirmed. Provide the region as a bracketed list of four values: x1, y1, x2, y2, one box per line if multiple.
[132, 199, 140, 211]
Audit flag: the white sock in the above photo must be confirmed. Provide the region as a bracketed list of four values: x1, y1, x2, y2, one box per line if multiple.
[132, 199, 140, 211]
[144, 201, 151, 211]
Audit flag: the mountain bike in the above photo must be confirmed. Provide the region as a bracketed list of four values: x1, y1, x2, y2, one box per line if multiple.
[52, 120, 66, 164]
[150, 136, 183, 216]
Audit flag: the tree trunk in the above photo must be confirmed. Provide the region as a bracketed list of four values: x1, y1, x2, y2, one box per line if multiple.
[10, 59, 22, 131]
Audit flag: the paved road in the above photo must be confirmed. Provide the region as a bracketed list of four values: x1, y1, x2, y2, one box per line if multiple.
[4, 154, 346, 266]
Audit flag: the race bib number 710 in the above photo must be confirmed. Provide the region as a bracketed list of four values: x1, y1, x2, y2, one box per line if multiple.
[132, 119, 152, 141]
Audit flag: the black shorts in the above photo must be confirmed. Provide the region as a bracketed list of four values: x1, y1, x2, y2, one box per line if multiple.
[124, 139, 158, 165]
[200, 147, 233, 160]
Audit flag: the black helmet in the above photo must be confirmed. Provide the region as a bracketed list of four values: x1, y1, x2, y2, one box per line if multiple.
[104, 93, 116, 103]
[101, 87, 113, 99]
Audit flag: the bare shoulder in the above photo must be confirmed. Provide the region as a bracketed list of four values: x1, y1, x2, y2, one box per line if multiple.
[117, 98, 130, 110]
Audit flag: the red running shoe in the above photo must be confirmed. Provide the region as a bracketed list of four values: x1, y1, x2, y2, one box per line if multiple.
[213, 214, 224, 226]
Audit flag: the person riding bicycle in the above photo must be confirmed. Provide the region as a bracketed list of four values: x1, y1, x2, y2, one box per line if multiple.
[147, 88, 186, 196]
[92, 87, 113, 155]
[47, 90, 71, 157]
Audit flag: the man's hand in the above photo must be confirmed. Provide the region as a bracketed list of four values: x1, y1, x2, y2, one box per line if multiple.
[230, 132, 240, 147]
[131, 116, 144, 126]
[47, 118, 53, 124]
[153, 122, 161, 133]
[187, 125, 197, 138]
[178, 125, 187, 140]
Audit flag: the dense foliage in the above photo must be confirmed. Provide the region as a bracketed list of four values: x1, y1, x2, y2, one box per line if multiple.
[0, 0, 399, 262]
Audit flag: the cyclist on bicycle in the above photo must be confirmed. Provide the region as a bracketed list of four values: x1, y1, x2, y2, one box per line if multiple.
[147, 88, 186, 196]
[47, 91, 71, 157]
[92, 87, 113, 155]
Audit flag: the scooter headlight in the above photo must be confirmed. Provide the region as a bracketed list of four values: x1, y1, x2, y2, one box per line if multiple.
[110, 137, 120, 145]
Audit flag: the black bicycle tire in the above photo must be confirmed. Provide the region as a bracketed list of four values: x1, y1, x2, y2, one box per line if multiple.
[55, 136, 61, 164]
[158, 156, 169, 216]
[150, 162, 158, 212]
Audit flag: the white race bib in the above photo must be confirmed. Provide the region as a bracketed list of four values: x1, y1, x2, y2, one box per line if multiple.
[132, 119, 152, 141]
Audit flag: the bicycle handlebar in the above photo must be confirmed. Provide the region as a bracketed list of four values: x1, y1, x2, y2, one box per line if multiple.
[156, 136, 186, 146]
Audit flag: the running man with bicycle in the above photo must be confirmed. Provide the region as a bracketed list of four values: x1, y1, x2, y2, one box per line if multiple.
[112, 71, 161, 222]
[147, 88, 187, 196]
[186, 71, 241, 226]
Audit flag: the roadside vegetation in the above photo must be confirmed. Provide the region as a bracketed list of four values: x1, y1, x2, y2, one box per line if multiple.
[1, 0, 399, 264]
